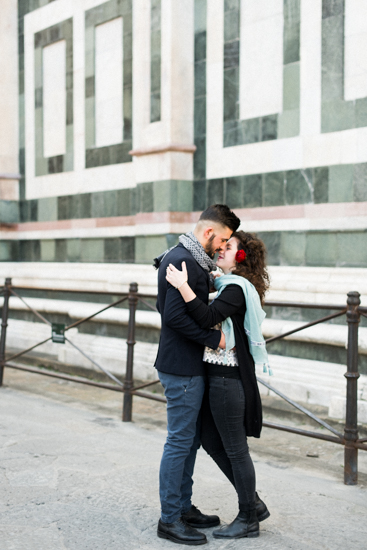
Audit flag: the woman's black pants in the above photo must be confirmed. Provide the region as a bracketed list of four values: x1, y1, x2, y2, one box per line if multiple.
[201, 375, 256, 512]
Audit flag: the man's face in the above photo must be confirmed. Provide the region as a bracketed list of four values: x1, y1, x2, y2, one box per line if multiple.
[204, 226, 233, 258]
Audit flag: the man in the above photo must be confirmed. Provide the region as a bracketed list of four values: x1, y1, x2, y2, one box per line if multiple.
[154, 204, 240, 545]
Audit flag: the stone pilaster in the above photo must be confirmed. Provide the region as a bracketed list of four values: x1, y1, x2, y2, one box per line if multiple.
[0, 0, 19, 201]
[131, 0, 195, 184]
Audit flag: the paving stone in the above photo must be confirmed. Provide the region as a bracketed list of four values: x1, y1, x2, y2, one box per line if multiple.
[0, 370, 366, 549]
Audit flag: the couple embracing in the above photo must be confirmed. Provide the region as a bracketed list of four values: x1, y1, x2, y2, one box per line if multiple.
[153, 204, 271, 545]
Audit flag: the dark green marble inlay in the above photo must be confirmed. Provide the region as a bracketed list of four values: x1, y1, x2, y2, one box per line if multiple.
[208, 179, 224, 205]
[84, 0, 133, 167]
[85, 142, 132, 169]
[283, 0, 301, 64]
[353, 163, 367, 202]
[313, 167, 329, 204]
[328, 164, 354, 202]
[0, 201, 19, 224]
[194, 0, 207, 181]
[2, 228, 367, 267]
[322, 0, 344, 19]
[243, 175, 263, 208]
[306, 232, 338, 267]
[193, 179, 207, 211]
[15, 159, 366, 225]
[285, 169, 312, 205]
[264, 172, 285, 207]
[195, 31, 207, 62]
[258, 232, 281, 266]
[280, 231, 306, 266]
[150, 0, 161, 122]
[226, 176, 242, 209]
[19, 240, 41, 262]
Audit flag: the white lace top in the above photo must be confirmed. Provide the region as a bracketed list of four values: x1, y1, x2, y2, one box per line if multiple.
[203, 323, 239, 367]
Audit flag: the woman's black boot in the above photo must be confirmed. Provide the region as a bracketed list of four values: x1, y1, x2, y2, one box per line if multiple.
[212, 510, 259, 539]
[256, 492, 270, 522]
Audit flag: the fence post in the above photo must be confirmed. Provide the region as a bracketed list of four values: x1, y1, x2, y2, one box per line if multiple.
[344, 291, 360, 485]
[123, 282, 138, 421]
[0, 278, 12, 387]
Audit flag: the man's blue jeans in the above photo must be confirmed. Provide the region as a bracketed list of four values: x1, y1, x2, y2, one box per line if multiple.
[158, 371, 205, 524]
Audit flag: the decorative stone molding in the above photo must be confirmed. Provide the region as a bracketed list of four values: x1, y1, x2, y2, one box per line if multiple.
[0, 263, 365, 306]
[129, 143, 197, 156]
[0, 175, 20, 201]
[0, 173, 21, 180]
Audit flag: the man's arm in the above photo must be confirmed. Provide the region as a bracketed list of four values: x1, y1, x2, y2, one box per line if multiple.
[164, 286, 221, 348]
[162, 256, 221, 349]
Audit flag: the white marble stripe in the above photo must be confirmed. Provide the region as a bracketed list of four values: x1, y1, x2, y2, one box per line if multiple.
[344, 0, 367, 101]
[239, 0, 283, 120]
[300, 0, 322, 136]
[95, 17, 123, 147]
[43, 40, 66, 158]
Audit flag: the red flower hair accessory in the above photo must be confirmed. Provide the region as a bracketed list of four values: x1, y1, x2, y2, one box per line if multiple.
[235, 249, 246, 263]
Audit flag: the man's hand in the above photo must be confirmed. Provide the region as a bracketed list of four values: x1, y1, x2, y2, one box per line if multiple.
[218, 331, 226, 349]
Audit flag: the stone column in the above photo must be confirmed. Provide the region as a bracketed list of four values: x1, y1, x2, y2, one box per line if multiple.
[131, 0, 195, 185]
[0, 0, 19, 202]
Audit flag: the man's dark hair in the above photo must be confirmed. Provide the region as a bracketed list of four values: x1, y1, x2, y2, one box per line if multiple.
[199, 204, 240, 232]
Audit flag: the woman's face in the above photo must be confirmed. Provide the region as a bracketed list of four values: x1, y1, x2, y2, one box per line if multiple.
[216, 237, 239, 274]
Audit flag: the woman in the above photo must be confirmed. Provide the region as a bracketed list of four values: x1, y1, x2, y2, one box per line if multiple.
[166, 231, 270, 540]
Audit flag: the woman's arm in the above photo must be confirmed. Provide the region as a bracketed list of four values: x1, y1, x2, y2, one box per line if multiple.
[166, 262, 245, 329]
[166, 262, 196, 302]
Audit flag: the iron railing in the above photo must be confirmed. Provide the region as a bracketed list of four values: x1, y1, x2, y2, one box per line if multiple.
[0, 277, 366, 485]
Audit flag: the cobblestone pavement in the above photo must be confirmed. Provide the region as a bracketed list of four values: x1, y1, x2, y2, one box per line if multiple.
[0, 369, 366, 550]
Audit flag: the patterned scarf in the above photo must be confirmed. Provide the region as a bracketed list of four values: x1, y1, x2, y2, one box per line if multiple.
[153, 231, 217, 285]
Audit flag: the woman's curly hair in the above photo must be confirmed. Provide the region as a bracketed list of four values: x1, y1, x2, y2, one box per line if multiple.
[231, 231, 270, 305]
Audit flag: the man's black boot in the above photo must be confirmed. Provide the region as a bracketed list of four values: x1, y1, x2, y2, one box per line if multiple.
[157, 517, 207, 545]
[212, 509, 259, 539]
[255, 492, 270, 522]
[181, 505, 220, 528]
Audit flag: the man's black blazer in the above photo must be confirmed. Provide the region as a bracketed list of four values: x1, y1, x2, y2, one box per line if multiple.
[154, 244, 221, 376]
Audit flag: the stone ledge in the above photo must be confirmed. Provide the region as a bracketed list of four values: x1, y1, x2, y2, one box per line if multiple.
[0, 263, 365, 305]
[2, 295, 366, 352]
[129, 143, 196, 156]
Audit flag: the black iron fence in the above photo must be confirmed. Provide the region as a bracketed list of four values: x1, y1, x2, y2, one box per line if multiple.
[1, 277, 366, 485]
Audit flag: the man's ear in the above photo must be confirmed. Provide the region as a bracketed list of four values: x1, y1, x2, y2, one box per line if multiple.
[203, 226, 213, 239]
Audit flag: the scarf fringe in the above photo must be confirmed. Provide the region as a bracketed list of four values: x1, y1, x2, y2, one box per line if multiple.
[258, 363, 273, 376]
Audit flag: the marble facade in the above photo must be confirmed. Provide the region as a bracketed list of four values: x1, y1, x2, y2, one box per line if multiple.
[0, 1, 366, 316]
[0, 0, 364, 273]
[0, 0, 20, 202]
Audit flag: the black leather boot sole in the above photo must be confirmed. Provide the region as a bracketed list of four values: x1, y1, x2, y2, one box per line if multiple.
[213, 527, 259, 540]
[157, 531, 208, 545]
[157, 518, 208, 546]
[212, 512, 259, 539]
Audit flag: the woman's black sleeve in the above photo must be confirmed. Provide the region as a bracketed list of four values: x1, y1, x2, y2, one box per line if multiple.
[186, 285, 245, 329]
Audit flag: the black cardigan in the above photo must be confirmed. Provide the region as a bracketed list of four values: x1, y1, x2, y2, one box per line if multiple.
[186, 284, 263, 438]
